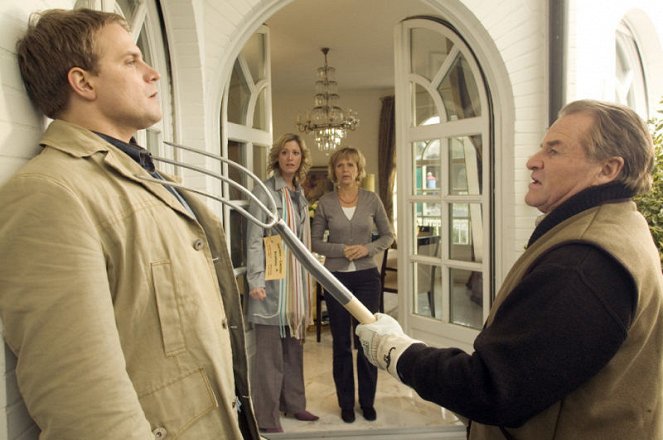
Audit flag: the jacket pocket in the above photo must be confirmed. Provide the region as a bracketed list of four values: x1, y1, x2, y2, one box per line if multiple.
[151, 261, 186, 356]
[139, 369, 218, 437]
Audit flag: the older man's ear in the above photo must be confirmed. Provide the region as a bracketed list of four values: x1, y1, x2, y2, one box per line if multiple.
[596, 156, 625, 184]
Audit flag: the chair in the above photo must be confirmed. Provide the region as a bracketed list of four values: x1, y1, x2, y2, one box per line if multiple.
[379, 243, 398, 312]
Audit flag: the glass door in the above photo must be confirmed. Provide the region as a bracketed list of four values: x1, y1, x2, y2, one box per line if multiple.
[394, 18, 492, 348]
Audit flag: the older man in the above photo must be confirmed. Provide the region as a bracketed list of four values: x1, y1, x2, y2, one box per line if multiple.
[0, 9, 258, 439]
[357, 100, 662, 439]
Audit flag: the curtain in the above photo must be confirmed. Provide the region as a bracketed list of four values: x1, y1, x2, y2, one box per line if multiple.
[378, 95, 396, 221]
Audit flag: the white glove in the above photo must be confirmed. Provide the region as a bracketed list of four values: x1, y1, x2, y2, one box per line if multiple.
[355, 313, 423, 379]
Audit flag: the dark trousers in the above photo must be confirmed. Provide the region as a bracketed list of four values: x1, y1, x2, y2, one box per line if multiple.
[325, 267, 381, 410]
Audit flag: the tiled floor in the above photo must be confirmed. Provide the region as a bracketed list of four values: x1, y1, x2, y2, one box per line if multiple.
[278, 301, 463, 435]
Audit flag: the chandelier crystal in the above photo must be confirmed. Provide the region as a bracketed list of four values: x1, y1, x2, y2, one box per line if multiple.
[296, 48, 359, 151]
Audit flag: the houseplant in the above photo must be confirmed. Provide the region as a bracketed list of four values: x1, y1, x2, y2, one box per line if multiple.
[634, 110, 663, 266]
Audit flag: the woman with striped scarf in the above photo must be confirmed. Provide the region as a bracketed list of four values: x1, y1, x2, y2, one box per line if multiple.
[246, 133, 319, 433]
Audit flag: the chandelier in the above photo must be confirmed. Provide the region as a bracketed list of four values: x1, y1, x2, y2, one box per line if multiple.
[296, 47, 359, 151]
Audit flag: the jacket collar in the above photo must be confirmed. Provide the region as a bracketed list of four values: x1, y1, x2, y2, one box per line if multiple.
[272, 171, 301, 192]
[527, 182, 634, 247]
[271, 171, 308, 215]
[40, 120, 194, 220]
[94, 131, 155, 173]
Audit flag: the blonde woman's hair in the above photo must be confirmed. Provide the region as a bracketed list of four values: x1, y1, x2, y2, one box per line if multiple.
[327, 147, 366, 185]
[267, 133, 312, 184]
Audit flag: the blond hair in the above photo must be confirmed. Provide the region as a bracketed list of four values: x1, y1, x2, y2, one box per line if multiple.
[327, 147, 367, 185]
[267, 133, 312, 184]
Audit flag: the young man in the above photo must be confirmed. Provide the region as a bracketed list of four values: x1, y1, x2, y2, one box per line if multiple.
[0, 9, 259, 439]
[357, 100, 663, 439]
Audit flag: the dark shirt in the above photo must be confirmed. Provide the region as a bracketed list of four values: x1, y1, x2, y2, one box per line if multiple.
[95, 132, 156, 173]
[397, 183, 637, 427]
[95, 132, 194, 216]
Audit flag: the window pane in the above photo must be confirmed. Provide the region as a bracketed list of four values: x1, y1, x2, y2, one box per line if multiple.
[438, 53, 481, 120]
[253, 144, 269, 182]
[228, 61, 251, 124]
[449, 203, 482, 262]
[413, 202, 441, 257]
[615, 23, 648, 118]
[417, 227, 441, 259]
[413, 140, 441, 195]
[449, 136, 482, 195]
[413, 262, 441, 318]
[145, 129, 160, 155]
[116, 0, 140, 24]
[242, 32, 266, 83]
[450, 268, 483, 329]
[228, 141, 247, 200]
[413, 83, 438, 127]
[253, 88, 268, 130]
[410, 28, 454, 82]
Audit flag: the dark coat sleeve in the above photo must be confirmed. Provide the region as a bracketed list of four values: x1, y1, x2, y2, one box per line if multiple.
[397, 243, 636, 427]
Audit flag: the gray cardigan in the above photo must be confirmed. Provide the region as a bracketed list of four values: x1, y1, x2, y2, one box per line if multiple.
[312, 189, 394, 272]
[245, 173, 310, 325]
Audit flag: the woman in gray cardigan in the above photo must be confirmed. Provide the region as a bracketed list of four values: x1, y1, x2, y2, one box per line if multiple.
[312, 147, 394, 423]
[246, 134, 319, 433]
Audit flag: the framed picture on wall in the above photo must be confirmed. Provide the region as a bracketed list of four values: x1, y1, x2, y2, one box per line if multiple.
[303, 166, 333, 203]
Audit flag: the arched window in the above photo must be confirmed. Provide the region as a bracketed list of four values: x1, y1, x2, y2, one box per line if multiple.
[395, 18, 492, 346]
[615, 21, 648, 118]
[220, 26, 273, 285]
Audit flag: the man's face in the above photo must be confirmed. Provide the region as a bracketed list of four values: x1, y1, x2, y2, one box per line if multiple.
[525, 112, 605, 213]
[88, 23, 162, 140]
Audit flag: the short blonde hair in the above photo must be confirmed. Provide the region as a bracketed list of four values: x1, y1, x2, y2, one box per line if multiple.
[267, 133, 311, 184]
[327, 147, 366, 185]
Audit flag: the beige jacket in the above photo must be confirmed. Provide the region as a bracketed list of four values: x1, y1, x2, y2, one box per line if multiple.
[0, 120, 259, 439]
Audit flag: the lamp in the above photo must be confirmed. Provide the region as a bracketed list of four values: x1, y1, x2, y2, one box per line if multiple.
[296, 47, 359, 151]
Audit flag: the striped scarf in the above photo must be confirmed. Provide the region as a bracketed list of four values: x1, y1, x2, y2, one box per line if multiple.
[277, 187, 313, 340]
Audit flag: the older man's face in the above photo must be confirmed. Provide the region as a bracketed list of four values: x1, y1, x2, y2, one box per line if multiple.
[525, 112, 606, 213]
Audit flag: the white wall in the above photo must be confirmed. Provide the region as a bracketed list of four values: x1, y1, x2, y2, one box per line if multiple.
[0, 2, 74, 437]
[0, 1, 66, 185]
[567, 0, 663, 114]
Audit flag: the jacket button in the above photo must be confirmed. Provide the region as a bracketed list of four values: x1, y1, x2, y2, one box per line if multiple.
[153, 427, 167, 438]
[192, 239, 204, 251]
[222, 319, 228, 329]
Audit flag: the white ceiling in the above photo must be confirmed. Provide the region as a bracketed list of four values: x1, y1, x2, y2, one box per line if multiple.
[266, 0, 438, 93]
